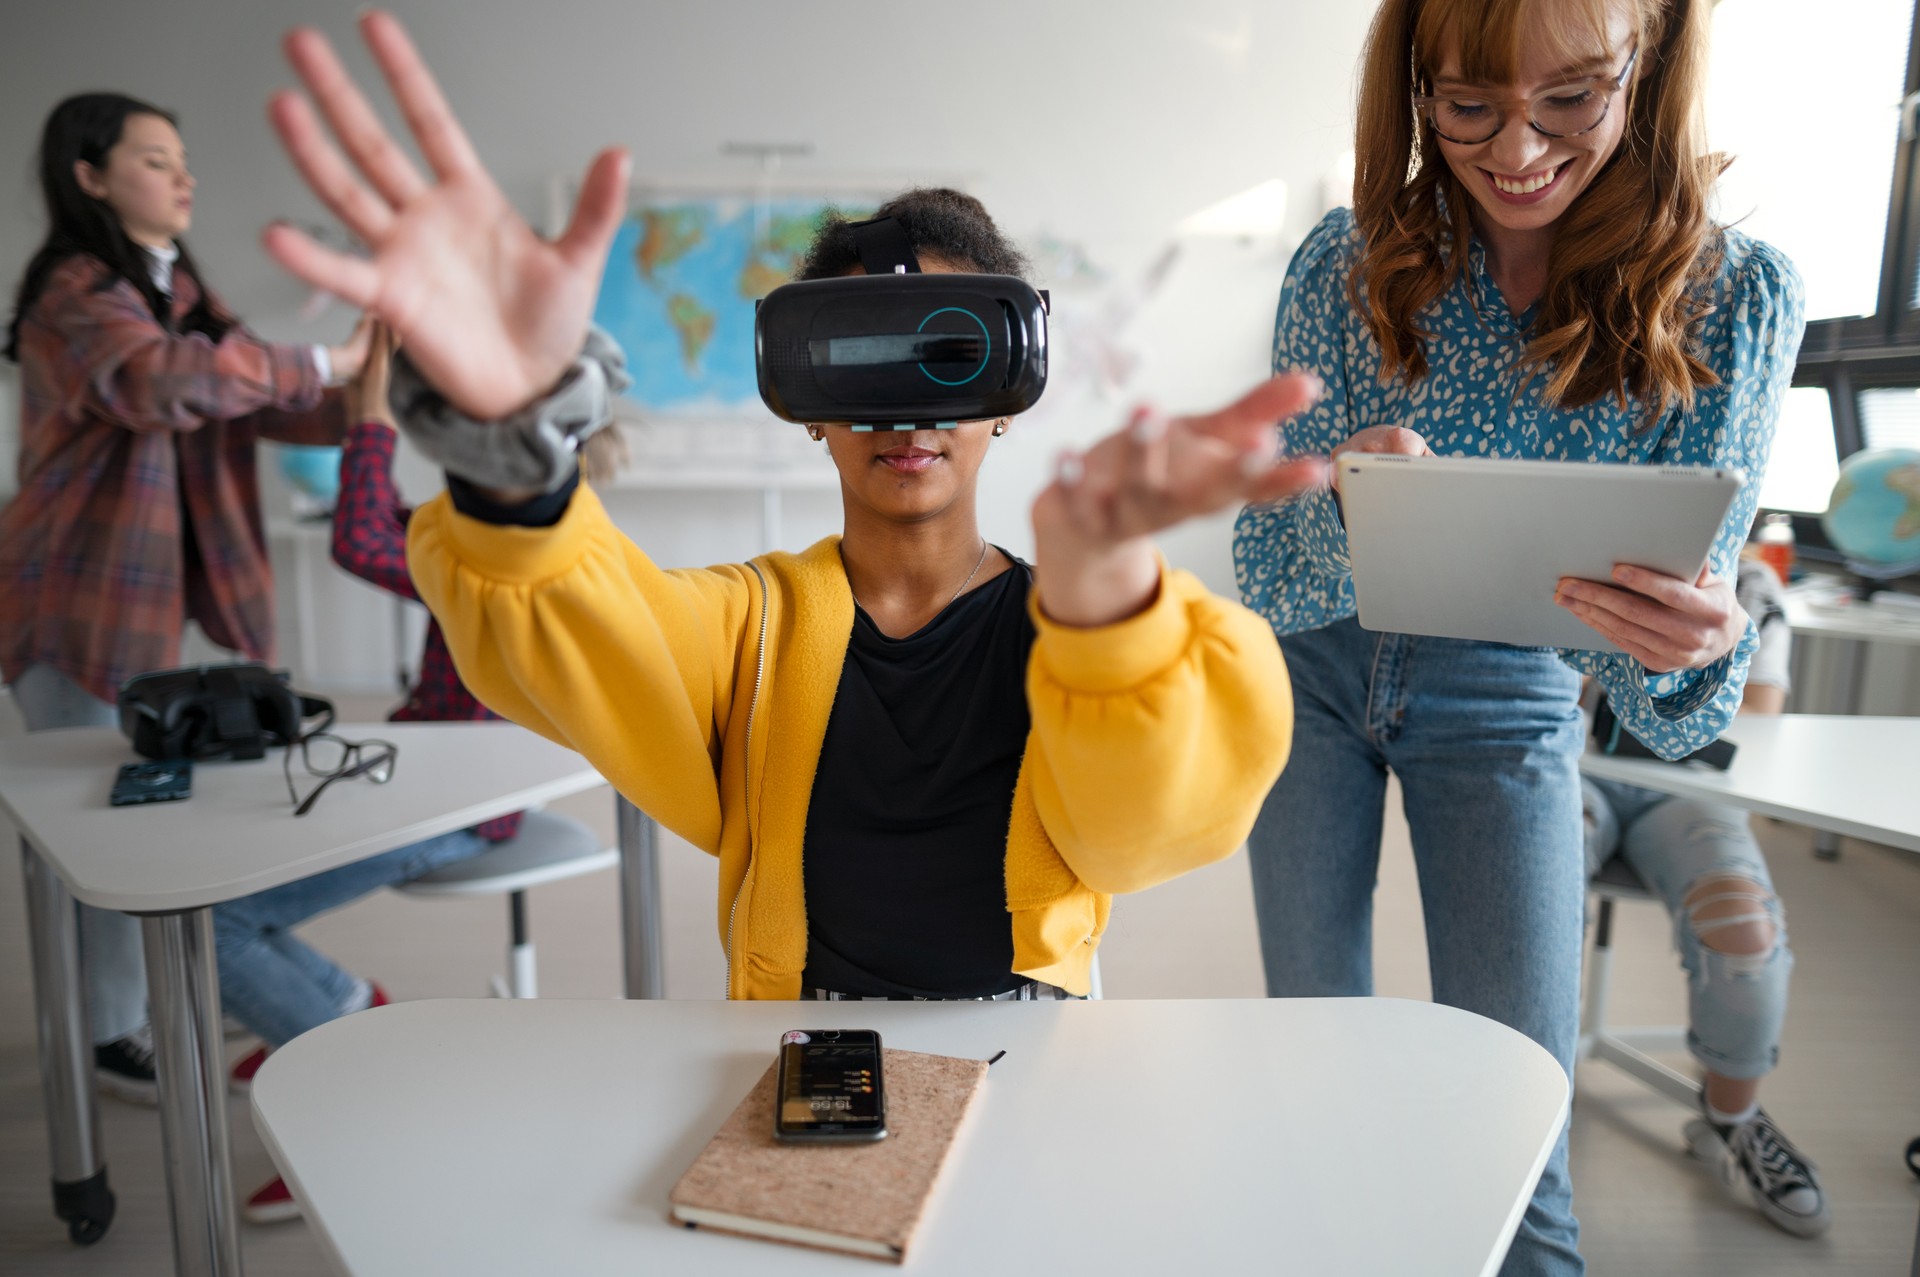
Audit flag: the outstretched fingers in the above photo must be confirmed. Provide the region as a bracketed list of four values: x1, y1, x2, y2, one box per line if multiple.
[267, 89, 394, 246]
[282, 26, 423, 212]
[262, 221, 382, 308]
[358, 10, 482, 182]
[1181, 372, 1324, 450]
[1244, 455, 1331, 504]
[557, 146, 633, 269]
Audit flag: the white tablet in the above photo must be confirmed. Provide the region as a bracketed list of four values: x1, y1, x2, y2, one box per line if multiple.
[1338, 454, 1744, 652]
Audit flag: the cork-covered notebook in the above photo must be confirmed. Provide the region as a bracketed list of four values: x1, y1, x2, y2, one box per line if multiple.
[669, 1047, 988, 1263]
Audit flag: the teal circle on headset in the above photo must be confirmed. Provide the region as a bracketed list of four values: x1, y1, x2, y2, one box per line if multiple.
[917, 307, 991, 387]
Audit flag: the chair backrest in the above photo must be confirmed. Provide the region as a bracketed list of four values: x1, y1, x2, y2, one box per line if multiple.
[1589, 855, 1657, 901]
[394, 809, 614, 897]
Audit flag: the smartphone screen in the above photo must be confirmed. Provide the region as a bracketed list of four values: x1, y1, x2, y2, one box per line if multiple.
[774, 1029, 887, 1142]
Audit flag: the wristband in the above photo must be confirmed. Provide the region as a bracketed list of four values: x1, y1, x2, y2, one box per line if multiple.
[387, 325, 631, 493]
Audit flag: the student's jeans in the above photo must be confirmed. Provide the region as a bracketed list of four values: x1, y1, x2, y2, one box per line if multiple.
[11, 663, 150, 1045]
[213, 826, 488, 1048]
[1247, 618, 1587, 1277]
[1582, 777, 1791, 1080]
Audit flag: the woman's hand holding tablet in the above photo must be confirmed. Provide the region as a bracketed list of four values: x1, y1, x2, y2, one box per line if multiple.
[1554, 565, 1747, 674]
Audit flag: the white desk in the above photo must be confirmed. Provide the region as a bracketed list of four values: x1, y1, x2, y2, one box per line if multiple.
[1782, 582, 1920, 717]
[1578, 714, 1920, 854]
[252, 997, 1570, 1277]
[0, 723, 665, 1276]
[1783, 582, 1920, 651]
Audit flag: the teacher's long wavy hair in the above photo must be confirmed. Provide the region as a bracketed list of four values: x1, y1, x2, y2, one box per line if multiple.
[1350, 0, 1723, 421]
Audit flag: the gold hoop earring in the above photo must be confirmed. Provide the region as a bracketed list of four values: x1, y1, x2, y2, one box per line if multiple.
[807, 425, 825, 442]
[990, 419, 1008, 437]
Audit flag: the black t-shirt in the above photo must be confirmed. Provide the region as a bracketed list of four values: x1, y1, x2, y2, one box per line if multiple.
[800, 555, 1036, 998]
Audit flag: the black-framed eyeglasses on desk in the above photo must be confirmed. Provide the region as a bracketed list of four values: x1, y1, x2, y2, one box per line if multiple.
[284, 731, 398, 816]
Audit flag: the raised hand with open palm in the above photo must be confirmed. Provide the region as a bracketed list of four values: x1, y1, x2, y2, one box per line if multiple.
[264, 10, 629, 421]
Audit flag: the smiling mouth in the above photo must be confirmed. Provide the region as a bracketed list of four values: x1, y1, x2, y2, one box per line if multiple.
[1482, 161, 1571, 199]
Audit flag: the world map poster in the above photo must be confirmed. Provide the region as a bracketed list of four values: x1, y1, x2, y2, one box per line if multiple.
[591, 195, 874, 414]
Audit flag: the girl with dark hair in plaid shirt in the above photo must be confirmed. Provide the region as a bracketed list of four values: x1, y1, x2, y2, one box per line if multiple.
[2, 93, 368, 1105]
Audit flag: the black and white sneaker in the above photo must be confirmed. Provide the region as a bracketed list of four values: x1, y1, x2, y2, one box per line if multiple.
[1686, 1106, 1832, 1238]
[93, 1025, 158, 1106]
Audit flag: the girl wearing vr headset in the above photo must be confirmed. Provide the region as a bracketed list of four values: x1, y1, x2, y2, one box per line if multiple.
[1231, 0, 1805, 1271]
[1, 92, 366, 1101]
[259, 11, 1323, 1004]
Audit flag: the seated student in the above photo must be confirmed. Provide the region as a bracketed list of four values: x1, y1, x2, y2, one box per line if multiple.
[215, 324, 610, 1224]
[1582, 558, 1828, 1237]
[260, 13, 1318, 1002]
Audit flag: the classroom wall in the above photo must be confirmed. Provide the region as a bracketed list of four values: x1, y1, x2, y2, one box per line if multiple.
[7, 1, 1919, 712]
[0, 0, 1374, 690]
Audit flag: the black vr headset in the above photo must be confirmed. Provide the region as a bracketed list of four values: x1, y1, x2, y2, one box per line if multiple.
[754, 215, 1049, 430]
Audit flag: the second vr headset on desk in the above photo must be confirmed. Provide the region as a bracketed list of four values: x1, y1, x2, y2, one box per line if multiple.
[754, 214, 1049, 429]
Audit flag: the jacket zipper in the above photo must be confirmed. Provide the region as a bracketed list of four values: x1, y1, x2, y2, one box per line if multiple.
[724, 560, 770, 998]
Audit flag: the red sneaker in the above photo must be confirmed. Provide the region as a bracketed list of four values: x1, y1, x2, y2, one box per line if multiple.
[242, 1174, 302, 1224]
[228, 1045, 269, 1096]
[228, 985, 390, 1096]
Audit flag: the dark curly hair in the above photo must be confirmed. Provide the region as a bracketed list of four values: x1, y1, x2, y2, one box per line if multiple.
[796, 187, 1031, 282]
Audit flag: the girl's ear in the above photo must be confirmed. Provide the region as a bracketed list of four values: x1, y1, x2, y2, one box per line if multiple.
[74, 160, 108, 201]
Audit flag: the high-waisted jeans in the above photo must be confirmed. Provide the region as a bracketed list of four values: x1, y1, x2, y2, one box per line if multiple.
[1247, 618, 1587, 1277]
[213, 826, 488, 1047]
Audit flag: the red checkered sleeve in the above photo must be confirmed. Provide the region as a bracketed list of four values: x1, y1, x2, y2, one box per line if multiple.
[330, 421, 420, 602]
[332, 421, 522, 843]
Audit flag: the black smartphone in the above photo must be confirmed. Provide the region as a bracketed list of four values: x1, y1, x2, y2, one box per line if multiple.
[773, 1029, 887, 1143]
[109, 760, 193, 807]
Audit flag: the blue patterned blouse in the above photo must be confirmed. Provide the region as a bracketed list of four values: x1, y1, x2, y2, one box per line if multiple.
[1232, 207, 1806, 760]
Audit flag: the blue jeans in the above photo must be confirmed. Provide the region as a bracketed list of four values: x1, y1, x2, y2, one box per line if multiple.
[11, 663, 150, 1045]
[1583, 777, 1791, 1080]
[1247, 618, 1586, 1277]
[213, 827, 488, 1047]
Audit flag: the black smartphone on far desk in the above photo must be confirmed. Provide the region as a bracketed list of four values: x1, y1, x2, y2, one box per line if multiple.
[109, 760, 193, 806]
[774, 1029, 888, 1143]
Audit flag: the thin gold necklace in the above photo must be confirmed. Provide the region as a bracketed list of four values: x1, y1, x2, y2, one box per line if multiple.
[848, 539, 991, 619]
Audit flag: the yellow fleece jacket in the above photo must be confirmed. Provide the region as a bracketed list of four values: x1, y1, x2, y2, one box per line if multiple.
[406, 485, 1293, 999]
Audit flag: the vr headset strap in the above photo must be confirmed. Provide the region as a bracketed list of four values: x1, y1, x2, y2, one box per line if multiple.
[1593, 699, 1738, 771]
[850, 216, 921, 276]
[202, 665, 268, 761]
[297, 695, 336, 741]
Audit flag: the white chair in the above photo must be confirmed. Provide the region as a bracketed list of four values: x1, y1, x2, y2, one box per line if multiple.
[395, 809, 615, 999]
[1576, 855, 1700, 1107]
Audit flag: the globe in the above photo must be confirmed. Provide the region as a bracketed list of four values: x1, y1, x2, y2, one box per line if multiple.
[1821, 448, 1920, 573]
[277, 445, 343, 510]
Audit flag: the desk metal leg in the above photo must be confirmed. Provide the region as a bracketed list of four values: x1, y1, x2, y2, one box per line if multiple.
[20, 840, 116, 1244]
[616, 796, 664, 999]
[1811, 635, 1866, 863]
[141, 909, 241, 1277]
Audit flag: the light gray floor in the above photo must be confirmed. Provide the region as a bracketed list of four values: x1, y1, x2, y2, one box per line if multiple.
[1, 693, 1915, 1274]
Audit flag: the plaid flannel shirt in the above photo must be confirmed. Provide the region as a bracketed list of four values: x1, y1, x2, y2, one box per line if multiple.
[0, 254, 344, 704]
[331, 421, 522, 842]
